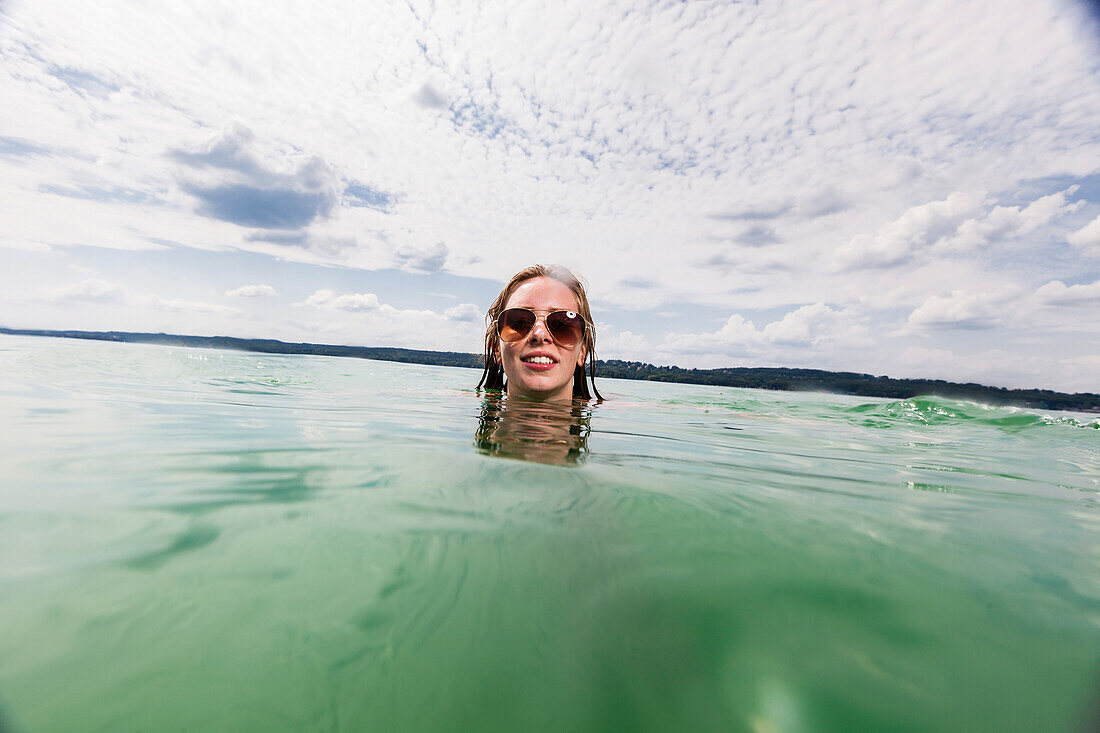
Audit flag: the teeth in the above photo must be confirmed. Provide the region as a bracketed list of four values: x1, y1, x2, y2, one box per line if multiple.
[523, 356, 555, 364]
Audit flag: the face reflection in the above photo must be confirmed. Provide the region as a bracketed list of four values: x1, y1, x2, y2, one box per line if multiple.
[497, 277, 587, 402]
[478, 397, 589, 466]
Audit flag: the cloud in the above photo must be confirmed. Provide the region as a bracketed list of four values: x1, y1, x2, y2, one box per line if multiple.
[710, 200, 792, 222]
[731, 225, 780, 247]
[762, 303, 846, 347]
[450, 98, 515, 142]
[344, 183, 396, 212]
[181, 183, 333, 229]
[145, 295, 241, 315]
[943, 187, 1083, 251]
[226, 284, 278, 298]
[1035, 279, 1100, 305]
[47, 278, 126, 304]
[1060, 355, 1100, 393]
[1013, 188, 1084, 232]
[907, 290, 1008, 330]
[413, 83, 449, 110]
[0, 136, 52, 158]
[168, 123, 266, 177]
[44, 279, 241, 316]
[600, 329, 653, 360]
[303, 289, 381, 311]
[394, 242, 448, 273]
[244, 230, 310, 247]
[660, 314, 759, 357]
[444, 303, 481, 321]
[47, 65, 119, 98]
[1068, 214, 1100, 256]
[798, 187, 849, 218]
[833, 193, 984, 270]
[897, 345, 956, 373]
[40, 183, 156, 205]
[659, 303, 869, 360]
[294, 289, 483, 352]
[172, 124, 338, 230]
[833, 188, 1084, 270]
[698, 250, 792, 275]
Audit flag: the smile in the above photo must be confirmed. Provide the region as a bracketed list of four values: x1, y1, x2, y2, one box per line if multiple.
[521, 355, 557, 364]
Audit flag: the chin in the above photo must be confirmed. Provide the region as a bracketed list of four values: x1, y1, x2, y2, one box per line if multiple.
[509, 372, 574, 400]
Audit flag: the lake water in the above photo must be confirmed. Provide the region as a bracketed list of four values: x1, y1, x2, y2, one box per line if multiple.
[1, 335, 1098, 732]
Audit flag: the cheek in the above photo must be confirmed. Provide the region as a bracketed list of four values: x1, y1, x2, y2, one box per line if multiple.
[500, 342, 520, 367]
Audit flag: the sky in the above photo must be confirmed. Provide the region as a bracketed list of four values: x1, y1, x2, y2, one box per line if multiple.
[2, 0, 1099, 393]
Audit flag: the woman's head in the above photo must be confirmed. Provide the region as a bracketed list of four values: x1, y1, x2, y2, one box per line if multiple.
[477, 264, 603, 401]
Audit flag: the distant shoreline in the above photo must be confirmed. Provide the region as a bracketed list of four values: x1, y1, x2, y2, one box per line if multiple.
[2, 326, 1097, 413]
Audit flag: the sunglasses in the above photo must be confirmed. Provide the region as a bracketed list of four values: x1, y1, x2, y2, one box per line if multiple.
[495, 308, 587, 349]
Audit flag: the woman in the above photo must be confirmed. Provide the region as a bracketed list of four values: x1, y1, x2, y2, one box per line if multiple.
[477, 264, 603, 401]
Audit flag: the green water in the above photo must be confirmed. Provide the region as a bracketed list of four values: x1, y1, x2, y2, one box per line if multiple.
[0, 335, 1097, 732]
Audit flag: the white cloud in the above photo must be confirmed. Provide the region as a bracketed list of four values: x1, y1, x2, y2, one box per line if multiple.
[394, 242, 449, 274]
[144, 295, 241, 316]
[888, 346, 1057, 391]
[662, 314, 761, 357]
[897, 345, 957, 373]
[1060, 355, 1100, 394]
[907, 290, 1010, 330]
[443, 303, 480, 322]
[0, 238, 51, 252]
[47, 278, 126, 304]
[41, 278, 240, 319]
[226, 284, 278, 298]
[363, 303, 483, 352]
[1014, 188, 1084, 232]
[943, 187, 1083, 251]
[293, 288, 483, 351]
[764, 303, 847, 347]
[658, 303, 871, 364]
[600, 329, 653, 361]
[1035, 279, 1100, 305]
[1067, 214, 1100, 256]
[832, 193, 984, 271]
[832, 187, 1086, 272]
[302, 289, 381, 311]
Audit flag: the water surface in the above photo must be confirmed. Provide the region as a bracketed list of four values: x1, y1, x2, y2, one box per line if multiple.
[0, 335, 1097, 731]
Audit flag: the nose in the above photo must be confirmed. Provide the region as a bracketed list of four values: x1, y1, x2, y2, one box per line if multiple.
[527, 315, 552, 343]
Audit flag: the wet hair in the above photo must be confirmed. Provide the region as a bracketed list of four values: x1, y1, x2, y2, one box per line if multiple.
[477, 264, 603, 401]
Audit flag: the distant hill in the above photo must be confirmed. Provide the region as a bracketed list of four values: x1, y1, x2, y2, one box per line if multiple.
[2, 326, 1097, 413]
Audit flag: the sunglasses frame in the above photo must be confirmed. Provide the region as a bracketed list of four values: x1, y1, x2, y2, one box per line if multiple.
[494, 307, 589, 349]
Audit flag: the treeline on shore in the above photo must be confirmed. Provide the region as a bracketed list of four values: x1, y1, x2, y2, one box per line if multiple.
[3, 326, 1097, 412]
[595, 360, 1098, 412]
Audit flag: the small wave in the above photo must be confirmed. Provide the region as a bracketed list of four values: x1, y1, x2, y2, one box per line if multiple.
[845, 396, 1099, 431]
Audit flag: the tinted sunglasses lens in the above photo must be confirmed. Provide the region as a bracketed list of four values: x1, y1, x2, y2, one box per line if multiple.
[498, 308, 536, 342]
[547, 311, 584, 347]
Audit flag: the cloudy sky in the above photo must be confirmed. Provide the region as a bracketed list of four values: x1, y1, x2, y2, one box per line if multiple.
[2, 0, 1099, 392]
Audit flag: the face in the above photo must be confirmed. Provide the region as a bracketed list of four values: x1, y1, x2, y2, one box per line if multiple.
[497, 276, 587, 402]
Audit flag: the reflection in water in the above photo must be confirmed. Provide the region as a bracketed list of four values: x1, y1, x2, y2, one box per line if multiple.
[475, 395, 594, 465]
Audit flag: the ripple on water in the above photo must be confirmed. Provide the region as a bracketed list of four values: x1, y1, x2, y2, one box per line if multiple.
[0, 336, 1098, 732]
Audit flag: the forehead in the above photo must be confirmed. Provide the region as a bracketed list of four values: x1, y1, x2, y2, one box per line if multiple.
[504, 277, 579, 310]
